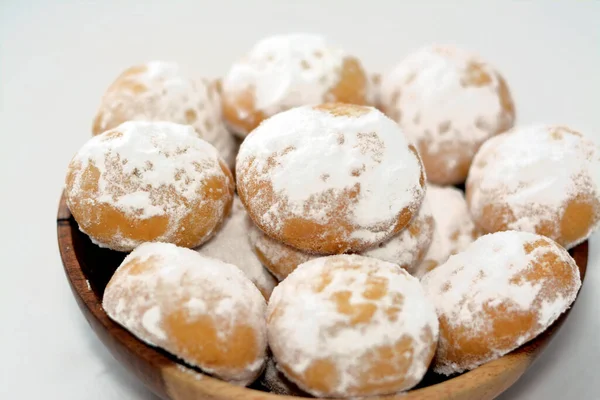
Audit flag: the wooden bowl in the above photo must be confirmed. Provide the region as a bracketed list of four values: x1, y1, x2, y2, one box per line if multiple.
[57, 193, 588, 400]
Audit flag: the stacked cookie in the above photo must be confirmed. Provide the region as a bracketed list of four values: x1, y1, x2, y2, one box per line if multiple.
[62, 33, 599, 399]
[236, 103, 440, 396]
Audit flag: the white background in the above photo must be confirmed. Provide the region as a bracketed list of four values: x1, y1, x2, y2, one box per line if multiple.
[1, 1, 599, 399]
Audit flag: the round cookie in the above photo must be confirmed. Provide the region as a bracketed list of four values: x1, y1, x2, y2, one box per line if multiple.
[221, 34, 368, 137]
[414, 185, 479, 278]
[103, 242, 267, 385]
[380, 45, 515, 185]
[421, 231, 581, 375]
[65, 121, 234, 251]
[92, 61, 237, 168]
[237, 103, 426, 254]
[248, 200, 434, 280]
[197, 196, 277, 299]
[268, 254, 438, 397]
[466, 124, 600, 249]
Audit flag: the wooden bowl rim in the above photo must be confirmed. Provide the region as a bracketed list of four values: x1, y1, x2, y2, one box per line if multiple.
[57, 193, 588, 400]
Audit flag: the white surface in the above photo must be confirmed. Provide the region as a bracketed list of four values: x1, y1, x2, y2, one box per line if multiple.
[0, 1, 598, 399]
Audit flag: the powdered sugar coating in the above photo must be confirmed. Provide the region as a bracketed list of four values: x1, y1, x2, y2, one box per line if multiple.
[414, 185, 479, 278]
[467, 124, 600, 249]
[103, 242, 268, 385]
[268, 254, 438, 397]
[221, 33, 367, 136]
[65, 121, 233, 251]
[237, 104, 425, 254]
[421, 231, 581, 375]
[225, 34, 342, 113]
[93, 61, 236, 168]
[380, 45, 515, 184]
[196, 197, 277, 298]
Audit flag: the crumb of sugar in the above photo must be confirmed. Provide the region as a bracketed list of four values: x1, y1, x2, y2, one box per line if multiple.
[237, 105, 424, 246]
[102, 242, 267, 385]
[67, 121, 229, 249]
[467, 124, 600, 248]
[223, 34, 346, 118]
[95, 61, 236, 167]
[421, 231, 581, 375]
[196, 197, 276, 297]
[268, 254, 438, 396]
[380, 45, 513, 156]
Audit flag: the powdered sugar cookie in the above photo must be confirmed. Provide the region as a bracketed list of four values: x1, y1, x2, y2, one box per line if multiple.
[268, 254, 438, 397]
[65, 121, 234, 251]
[197, 197, 276, 299]
[421, 231, 581, 375]
[380, 45, 515, 185]
[466, 125, 600, 249]
[237, 103, 426, 254]
[248, 199, 434, 280]
[221, 34, 368, 137]
[92, 61, 237, 168]
[414, 185, 479, 278]
[103, 242, 267, 385]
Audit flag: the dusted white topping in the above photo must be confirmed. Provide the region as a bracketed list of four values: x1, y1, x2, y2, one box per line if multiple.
[380, 45, 514, 182]
[94, 61, 236, 167]
[268, 254, 438, 397]
[66, 121, 232, 251]
[421, 231, 581, 375]
[237, 104, 425, 252]
[467, 124, 600, 248]
[222, 34, 351, 128]
[103, 242, 268, 385]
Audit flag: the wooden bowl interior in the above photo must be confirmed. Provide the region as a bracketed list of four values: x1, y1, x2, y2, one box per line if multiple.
[57, 194, 588, 400]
